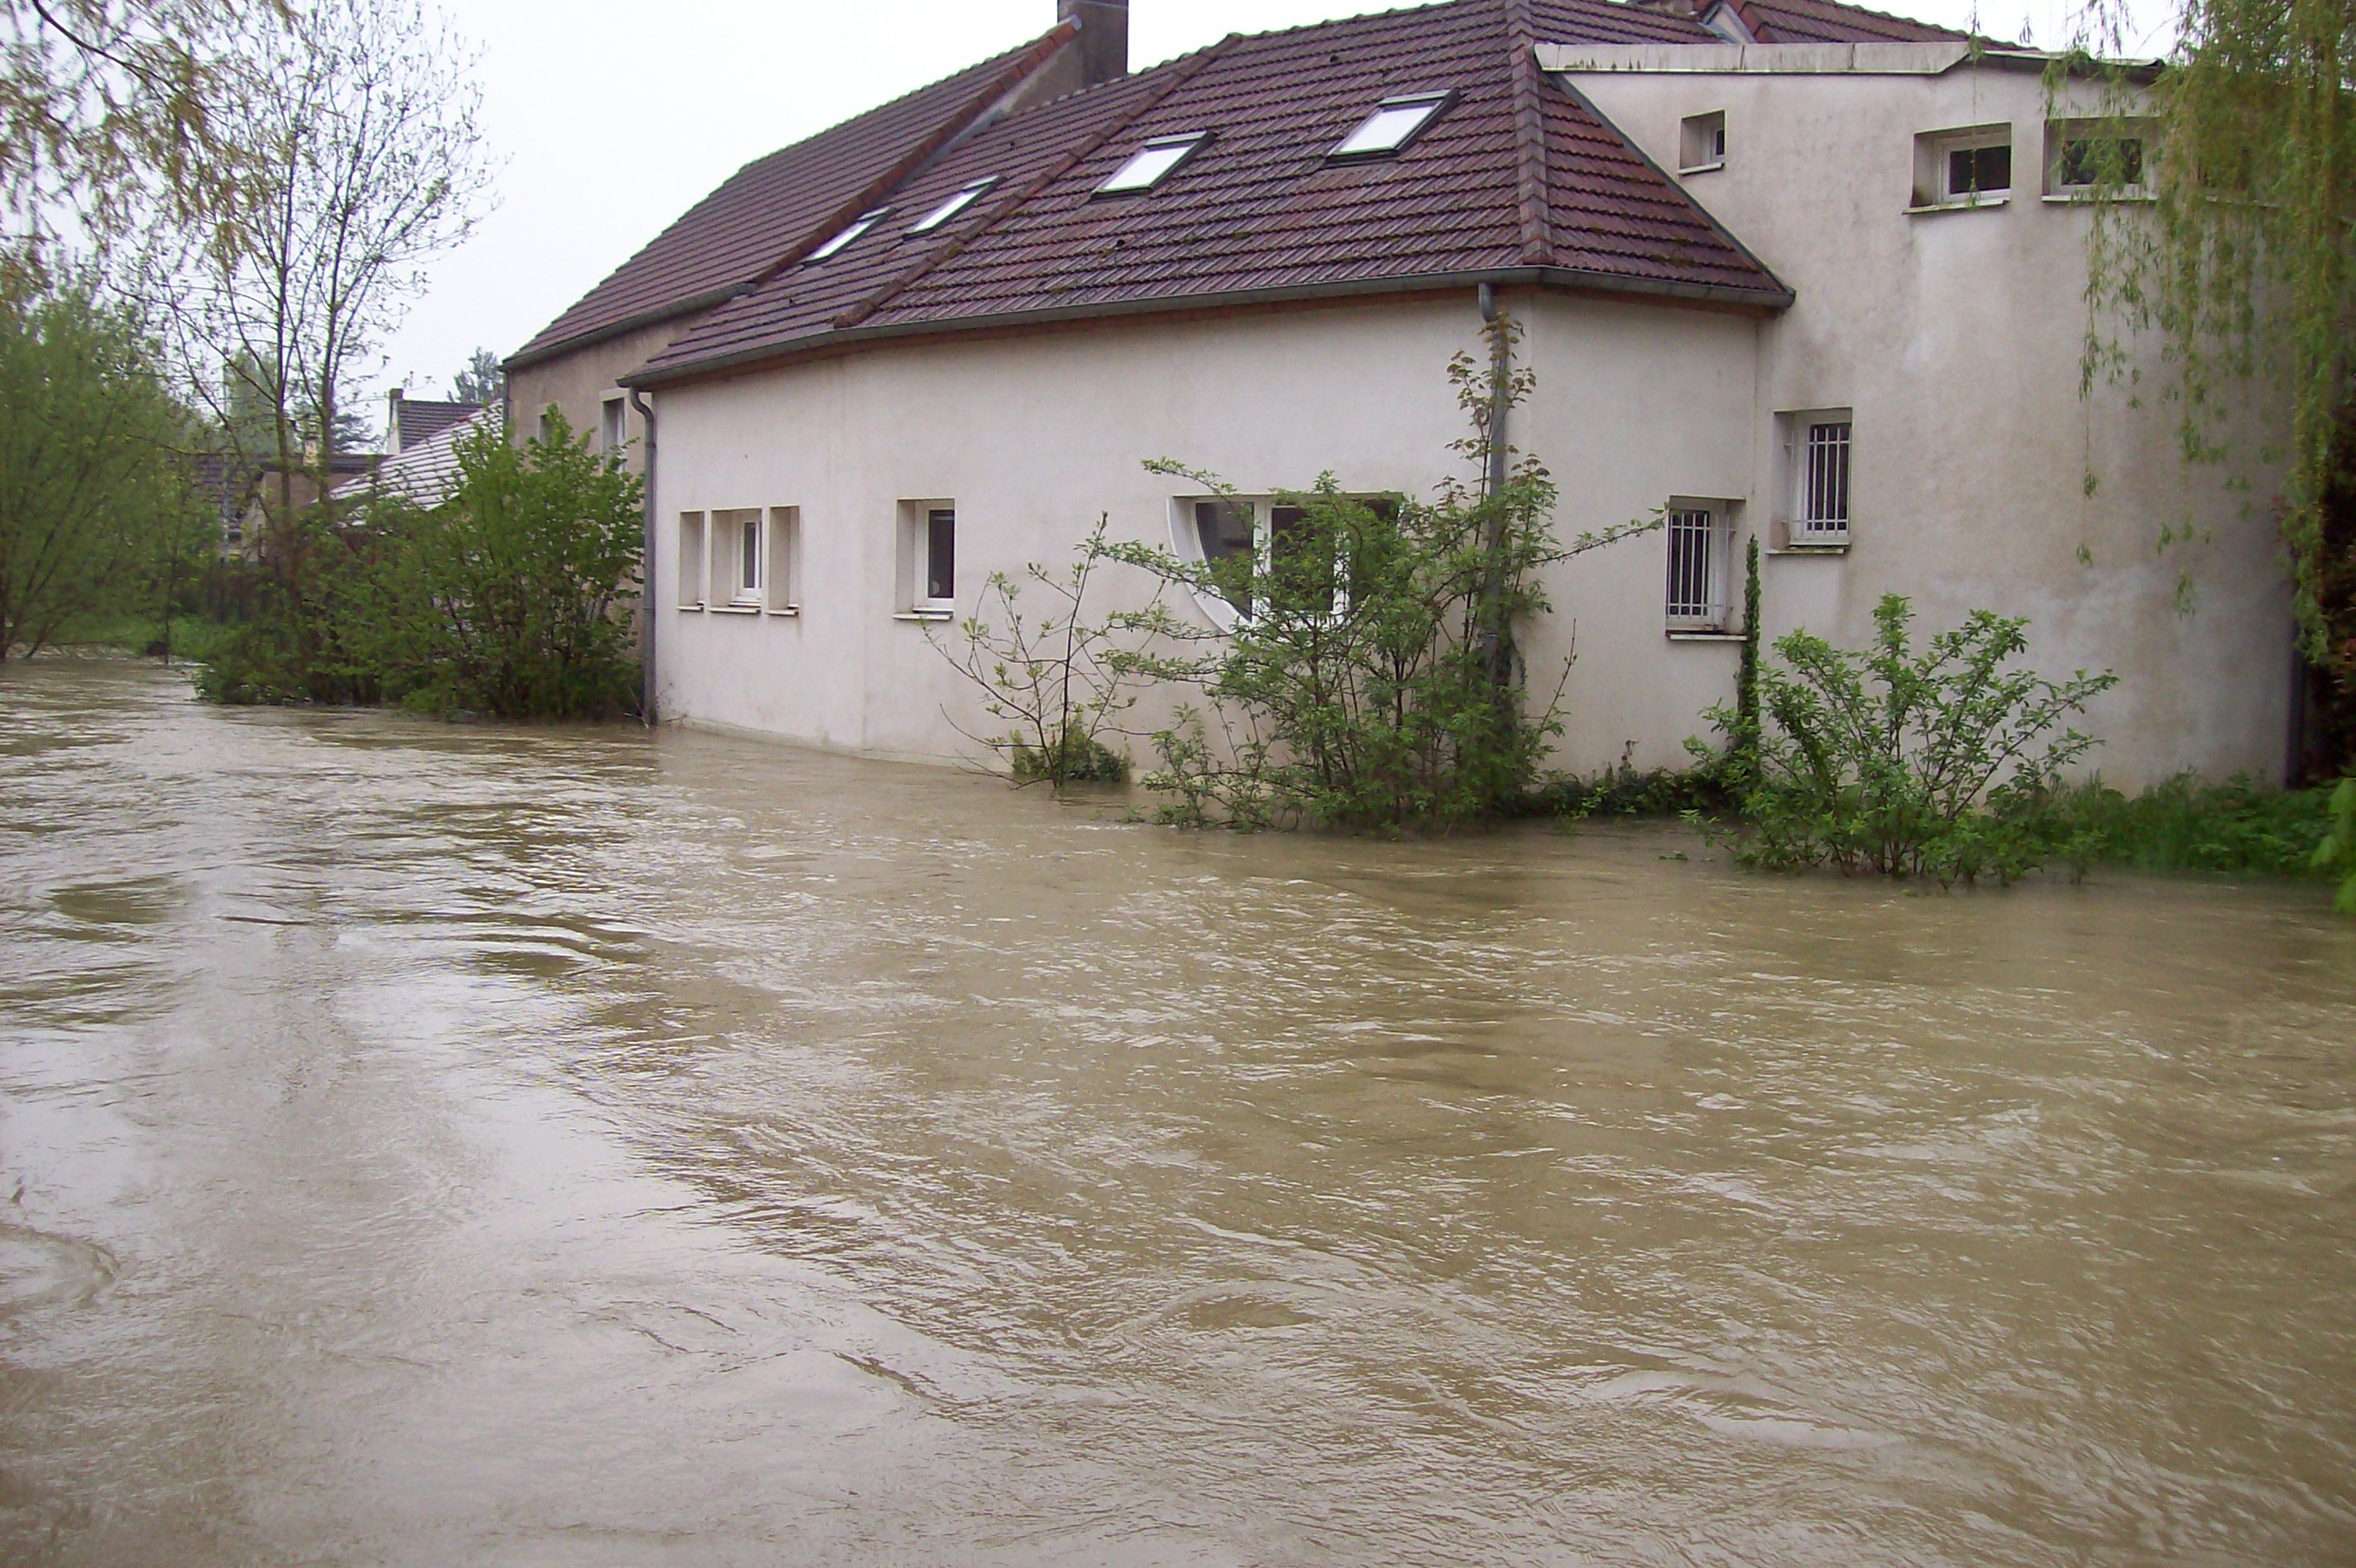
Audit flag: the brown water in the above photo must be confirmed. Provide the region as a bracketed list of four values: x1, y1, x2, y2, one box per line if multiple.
[2, 660, 2353, 1567]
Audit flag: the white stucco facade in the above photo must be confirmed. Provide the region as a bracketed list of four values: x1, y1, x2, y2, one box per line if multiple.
[639, 48, 2291, 790]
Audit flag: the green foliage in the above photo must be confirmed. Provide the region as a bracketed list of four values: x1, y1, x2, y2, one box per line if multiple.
[1540, 749, 1733, 821]
[1096, 316, 1655, 833]
[199, 412, 644, 719]
[1709, 595, 2120, 884]
[2315, 778, 2356, 914]
[0, 270, 211, 657]
[2052, 772, 2337, 876]
[451, 346, 504, 407]
[932, 513, 1137, 791]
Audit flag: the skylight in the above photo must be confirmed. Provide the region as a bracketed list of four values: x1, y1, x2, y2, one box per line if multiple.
[807, 208, 889, 261]
[1099, 133, 1208, 194]
[1331, 93, 1450, 159]
[910, 179, 998, 235]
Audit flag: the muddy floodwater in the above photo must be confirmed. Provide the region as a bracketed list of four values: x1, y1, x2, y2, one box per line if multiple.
[2, 661, 2354, 1566]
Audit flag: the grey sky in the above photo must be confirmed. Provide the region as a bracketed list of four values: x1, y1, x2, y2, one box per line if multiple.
[374, 0, 2140, 419]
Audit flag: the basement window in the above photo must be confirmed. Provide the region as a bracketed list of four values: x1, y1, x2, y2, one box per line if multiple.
[807, 208, 890, 261]
[1913, 124, 2012, 209]
[910, 177, 997, 234]
[1098, 133, 1208, 194]
[1664, 500, 1737, 633]
[1679, 111, 1726, 173]
[1330, 93, 1451, 159]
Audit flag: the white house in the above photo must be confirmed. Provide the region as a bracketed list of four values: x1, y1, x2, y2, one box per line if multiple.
[510, 0, 2292, 788]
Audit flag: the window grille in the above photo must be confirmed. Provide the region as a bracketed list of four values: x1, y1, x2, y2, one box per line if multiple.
[1800, 421, 1851, 537]
[1665, 507, 1726, 629]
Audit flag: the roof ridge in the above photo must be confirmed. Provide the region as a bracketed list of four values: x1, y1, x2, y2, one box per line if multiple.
[1502, 0, 1555, 267]
[831, 36, 1243, 337]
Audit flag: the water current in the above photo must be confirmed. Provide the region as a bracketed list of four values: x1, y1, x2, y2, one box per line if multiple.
[2, 660, 2353, 1566]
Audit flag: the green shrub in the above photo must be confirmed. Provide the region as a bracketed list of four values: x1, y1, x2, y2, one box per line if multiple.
[2316, 780, 2356, 915]
[1711, 595, 2119, 884]
[2050, 774, 2336, 877]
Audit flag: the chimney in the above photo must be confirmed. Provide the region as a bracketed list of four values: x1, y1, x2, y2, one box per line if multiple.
[1059, 0, 1128, 89]
[386, 386, 405, 456]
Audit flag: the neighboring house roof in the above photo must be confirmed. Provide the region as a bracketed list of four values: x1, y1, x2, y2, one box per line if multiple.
[333, 408, 491, 509]
[505, 27, 1081, 370]
[634, 0, 1804, 385]
[1727, 0, 1971, 43]
[395, 398, 483, 451]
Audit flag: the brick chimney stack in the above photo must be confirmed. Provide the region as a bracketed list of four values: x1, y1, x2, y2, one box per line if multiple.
[1059, 0, 1128, 89]
[386, 386, 405, 456]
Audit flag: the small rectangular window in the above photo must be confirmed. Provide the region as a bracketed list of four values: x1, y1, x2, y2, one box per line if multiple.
[1679, 111, 1726, 173]
[676, 512, 706, 610]
[2046, 119, 2150, 195]
[1777, 410, 1853, 543]
[1330, 93, 1450, 160]
[600, 396, 625, 456]
[1664, 503, 1735, 631]
[925, 508, 955, 606]
[807, 208, 889, 261]
[1099, 133, 1207, 194]
[897, 500, 957, 617]
[1195, 500, 1255, 619]
[765, 507, 801, 613]
[711, 507, 763, 606]
[1914, 124, 2013, 208]
[910, 178, 997, 234]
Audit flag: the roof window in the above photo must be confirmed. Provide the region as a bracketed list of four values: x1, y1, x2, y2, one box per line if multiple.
[1098, 133, 1208, 194]
[910, 178, 997, 235]
[1330, 93, 1451, 159]
[807, 208, 889, 261]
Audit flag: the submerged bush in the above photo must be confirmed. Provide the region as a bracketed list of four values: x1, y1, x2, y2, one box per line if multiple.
[2049, 774, 2338, 877]
[1710, 595, 2119, 885]
[2316, 781, 2356, 915]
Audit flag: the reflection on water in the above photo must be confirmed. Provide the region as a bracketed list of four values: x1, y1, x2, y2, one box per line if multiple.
[2, 660, 2352, 1567]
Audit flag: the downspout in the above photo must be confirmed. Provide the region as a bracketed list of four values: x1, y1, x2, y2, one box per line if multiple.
[629, 387, 658, 726]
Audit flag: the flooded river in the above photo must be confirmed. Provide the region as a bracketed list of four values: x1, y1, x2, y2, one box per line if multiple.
[2, 660, 2353, 1566]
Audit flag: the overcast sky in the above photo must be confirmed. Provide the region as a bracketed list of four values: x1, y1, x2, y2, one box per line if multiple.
[370, 0, 2152, 422]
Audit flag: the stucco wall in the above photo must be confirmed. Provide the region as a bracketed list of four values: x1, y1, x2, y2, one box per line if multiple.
[505, 317, 698, 476]
[645, 251, 2287, 786]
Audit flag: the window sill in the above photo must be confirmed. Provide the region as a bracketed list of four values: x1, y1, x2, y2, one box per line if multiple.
[1769, 539, 1850, 555]
[1678, 160, 1724, 175]
[710, 603, 762, 615]
[2042, 190, 2153, 204]
[1904, 195, 2011, 215]
[766, 605, 800, 619]
[676, 603, 706, 614]
[893, 609, 955, 623]
[1666, 629, 1745, 643]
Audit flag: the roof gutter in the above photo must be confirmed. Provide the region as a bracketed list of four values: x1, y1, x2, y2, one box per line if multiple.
[1535, 40, 2162, 79]
[504, 288, 746, 376]
[624, 265, 1794, 390]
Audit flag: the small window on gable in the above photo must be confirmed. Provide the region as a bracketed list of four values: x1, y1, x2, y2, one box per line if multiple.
[807, 208, 889, 261]
[600, 395, 625, 456]
[1330, 93, 1451, 159]
[910, 178, 997, 235]
[1099, 133, 1208, 194]
[2046, 119, 2149, 197]
[676, 512, 706, 610]
[1679, 111, 1726, 174]
[1913, 124, 2012, 208]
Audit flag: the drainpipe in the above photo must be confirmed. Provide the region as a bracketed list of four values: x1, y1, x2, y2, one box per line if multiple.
[1477, 283, 1513, 691]
[629, 387, 658, 726]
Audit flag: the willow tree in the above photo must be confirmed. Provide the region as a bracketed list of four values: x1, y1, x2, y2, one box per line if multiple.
[2071, 0, 2355, 767]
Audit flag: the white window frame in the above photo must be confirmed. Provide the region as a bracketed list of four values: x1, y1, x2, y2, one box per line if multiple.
[710, 508, 763, 611]
[1777, 409, 1854, 545]
[910, 178, 997, 234]
[1098, 133, 1208, 195]
[895, 500, 957, 619]
[1678, 110, 1726, 174]
[676, 512, 706, 610]
[1664, 499, 1737, 633]
[1912, 122, 2014, 210]
[1166, 493, 1396, 629]
[1329, 93, 1452, 160]
[765, 507, 802, 614]
[2043, 117, 2152, 200]
[807, 208, 889, 262]
[599, 394, 626, 457]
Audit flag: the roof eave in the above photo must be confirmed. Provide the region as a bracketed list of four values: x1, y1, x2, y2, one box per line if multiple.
[625, 266, 1797, 390]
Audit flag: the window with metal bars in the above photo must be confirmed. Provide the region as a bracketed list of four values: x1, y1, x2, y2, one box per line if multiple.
[1777, 410, 1852, 543]
[1664, 504, 1731, 629]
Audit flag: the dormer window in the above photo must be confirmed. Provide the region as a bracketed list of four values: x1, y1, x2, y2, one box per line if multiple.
[1099, 133, 1208, 194]
[807, 208, 889, 261]
[910, 178, 997, 235]
[1330, 93, 1450, 159]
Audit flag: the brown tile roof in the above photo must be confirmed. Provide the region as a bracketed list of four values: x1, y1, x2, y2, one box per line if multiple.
[636, 0, 1798, 385]
[394, 398, 482, 450]
[1728, 0, 1971, 43]
[506, 27, 1077, 369]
